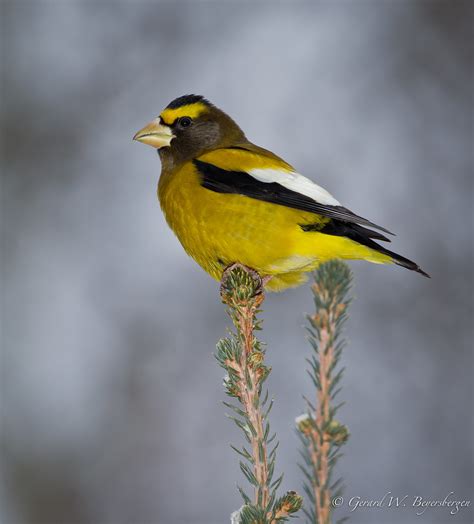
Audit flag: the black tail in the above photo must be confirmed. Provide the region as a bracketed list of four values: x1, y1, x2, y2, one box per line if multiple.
[376, 244, 431, 278]
[314, 220, 431, 278]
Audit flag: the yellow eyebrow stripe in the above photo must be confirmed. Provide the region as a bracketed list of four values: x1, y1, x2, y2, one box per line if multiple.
[160, 102, 209, 124]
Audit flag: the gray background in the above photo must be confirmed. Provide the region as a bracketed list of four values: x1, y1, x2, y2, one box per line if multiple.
[2, 1, 473, 523]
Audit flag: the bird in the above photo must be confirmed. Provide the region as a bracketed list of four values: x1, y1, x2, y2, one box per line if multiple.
[133, 94, 429, 291]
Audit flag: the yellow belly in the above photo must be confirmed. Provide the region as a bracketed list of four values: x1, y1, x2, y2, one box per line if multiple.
[158, 163, 390, 291]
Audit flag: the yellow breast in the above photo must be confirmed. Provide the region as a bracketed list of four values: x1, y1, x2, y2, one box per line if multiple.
[158, 160, 327, 277]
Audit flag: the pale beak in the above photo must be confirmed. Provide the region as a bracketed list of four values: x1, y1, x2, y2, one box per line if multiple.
[133, 119, 174, 148]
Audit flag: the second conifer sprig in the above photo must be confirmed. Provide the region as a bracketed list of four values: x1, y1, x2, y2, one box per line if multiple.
[296, 260, 352, 524]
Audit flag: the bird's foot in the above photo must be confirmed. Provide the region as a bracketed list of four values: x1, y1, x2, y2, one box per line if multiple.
[220, 263, 265, 303]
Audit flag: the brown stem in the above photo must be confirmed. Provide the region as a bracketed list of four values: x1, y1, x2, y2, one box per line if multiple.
[310, 299, 338, 524]
[238, 295, 270, 507]
[222, 265, 270, 509]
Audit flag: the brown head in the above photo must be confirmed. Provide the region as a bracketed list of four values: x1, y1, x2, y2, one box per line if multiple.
[133, 95, 246, 165]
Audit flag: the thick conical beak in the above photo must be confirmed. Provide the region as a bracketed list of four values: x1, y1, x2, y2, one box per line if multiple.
[133, 119, 174, 148]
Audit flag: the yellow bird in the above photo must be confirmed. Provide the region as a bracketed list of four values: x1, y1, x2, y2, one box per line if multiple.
[134, 95, 429, 291]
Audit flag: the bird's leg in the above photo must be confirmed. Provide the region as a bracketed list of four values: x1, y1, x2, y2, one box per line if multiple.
[220, 263, 274, 301]
[220, 263, 264, 302]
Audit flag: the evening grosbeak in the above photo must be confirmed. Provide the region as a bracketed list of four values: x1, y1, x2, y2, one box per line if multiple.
[133, 95, 429, 291]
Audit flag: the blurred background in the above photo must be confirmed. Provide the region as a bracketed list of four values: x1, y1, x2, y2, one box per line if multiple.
[2, 1, 472, 523]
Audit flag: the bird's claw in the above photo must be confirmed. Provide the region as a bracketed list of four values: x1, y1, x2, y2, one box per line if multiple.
[220, 263, 266, 302]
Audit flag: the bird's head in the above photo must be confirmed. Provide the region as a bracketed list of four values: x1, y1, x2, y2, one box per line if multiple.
[133, 95, 246, 163]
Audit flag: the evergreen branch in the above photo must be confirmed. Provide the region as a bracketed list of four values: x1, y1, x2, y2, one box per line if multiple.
[296, 261, 352, 524]
[217, 264, 302, 524]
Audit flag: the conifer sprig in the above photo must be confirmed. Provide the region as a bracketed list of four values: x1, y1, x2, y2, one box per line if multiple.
[217, 264, 302, 524]
[296, 261, 352, 524]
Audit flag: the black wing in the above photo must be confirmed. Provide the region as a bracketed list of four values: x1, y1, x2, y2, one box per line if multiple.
[194, 159, 429, 277]
[194, 159, 394, 235]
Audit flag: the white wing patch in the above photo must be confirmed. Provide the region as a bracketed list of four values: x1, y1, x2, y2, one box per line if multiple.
[249, 168, 340, 206]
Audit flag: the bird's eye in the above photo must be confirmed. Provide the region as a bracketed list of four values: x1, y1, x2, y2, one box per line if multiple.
[179, 117, 192, 128]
